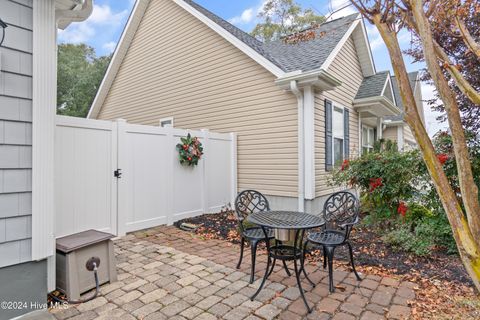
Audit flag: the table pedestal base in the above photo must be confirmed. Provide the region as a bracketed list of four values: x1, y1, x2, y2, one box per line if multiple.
[251, 228, 315, 313]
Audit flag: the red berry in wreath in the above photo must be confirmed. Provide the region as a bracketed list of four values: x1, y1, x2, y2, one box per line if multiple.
[188, 157, 192, 161]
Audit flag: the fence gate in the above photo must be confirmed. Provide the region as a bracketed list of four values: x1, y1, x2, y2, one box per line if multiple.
[54, 116, 236, 238]
[55, 116, 118, 238]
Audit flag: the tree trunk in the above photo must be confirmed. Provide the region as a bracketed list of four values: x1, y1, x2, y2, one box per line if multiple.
[372, 14, 480, 292]
[410, 0, 480, 245]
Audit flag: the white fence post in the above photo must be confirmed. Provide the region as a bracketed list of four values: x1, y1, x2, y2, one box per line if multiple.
[116, 119, 128, 236]
[167, 126, 175, 226]
[230, 132, 238, 208]
[201, 129, 209, 214]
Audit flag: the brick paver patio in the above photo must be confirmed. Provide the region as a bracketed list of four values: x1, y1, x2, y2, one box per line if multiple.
[50, 226, 414, 320]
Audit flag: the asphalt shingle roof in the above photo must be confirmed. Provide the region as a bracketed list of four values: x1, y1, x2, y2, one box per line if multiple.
[354, 71, 390, 100]
[184, 0, 360, 73]
[263, 14, 360, 72]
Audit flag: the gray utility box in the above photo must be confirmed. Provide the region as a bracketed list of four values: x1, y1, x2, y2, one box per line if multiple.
[56, 230, 117, 300]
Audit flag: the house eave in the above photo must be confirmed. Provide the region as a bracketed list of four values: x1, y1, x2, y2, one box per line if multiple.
[56, 0, 93, 30]
[353, 96, 401, 117]
[383, 119, 404, 126]
[275, 69, 342, 90]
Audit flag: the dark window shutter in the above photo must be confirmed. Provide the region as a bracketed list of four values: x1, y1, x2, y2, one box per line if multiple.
[325, 99, 333, 171]
[344, 108, 350, 160]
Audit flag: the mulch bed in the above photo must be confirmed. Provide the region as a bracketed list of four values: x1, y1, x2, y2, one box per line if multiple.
[175, 210, 468, 284]
[175, 210, 480, 319]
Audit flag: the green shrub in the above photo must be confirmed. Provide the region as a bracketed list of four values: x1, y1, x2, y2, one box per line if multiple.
[331, 142, 426, 219]
[383, 215, 456, 256]
[404, 203, 434, 223]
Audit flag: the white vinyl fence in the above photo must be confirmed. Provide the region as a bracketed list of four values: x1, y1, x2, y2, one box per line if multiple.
[55, 116, 237, 238]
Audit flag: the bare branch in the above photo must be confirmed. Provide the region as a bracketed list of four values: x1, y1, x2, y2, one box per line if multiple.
[455, 16, 480, 59]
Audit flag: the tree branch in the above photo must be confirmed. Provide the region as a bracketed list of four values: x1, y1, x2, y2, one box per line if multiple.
[455, 16, 480, 60]
[409, 0, 480, 245]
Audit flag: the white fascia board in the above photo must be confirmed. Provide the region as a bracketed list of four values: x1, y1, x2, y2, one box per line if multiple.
[321, 17, 361, 71]
[358, 18, 376, 75]
[173, 0, 285, 78]
[275, 68, 342, 90]
[354, 96, 401, 116]
[380, 73, 397, 107]
[88, 0, 150, 119]
[384, 120, 404, 126]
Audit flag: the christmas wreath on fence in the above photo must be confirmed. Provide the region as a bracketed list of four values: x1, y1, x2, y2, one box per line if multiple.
[176, 133, 204, 166]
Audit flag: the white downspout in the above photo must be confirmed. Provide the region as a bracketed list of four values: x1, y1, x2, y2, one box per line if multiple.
[290, 81, 305, 212]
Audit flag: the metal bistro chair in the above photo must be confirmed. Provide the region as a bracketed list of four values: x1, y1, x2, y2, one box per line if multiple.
[304, 191, 362, 292]
[234, 190, 289, 283]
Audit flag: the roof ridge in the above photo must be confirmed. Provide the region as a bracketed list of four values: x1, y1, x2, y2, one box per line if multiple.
[276, 13, 361, 42]
[183, 0, 263, 46]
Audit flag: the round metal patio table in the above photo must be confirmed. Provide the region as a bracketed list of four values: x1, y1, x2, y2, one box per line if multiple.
[247, 211, 325, 313]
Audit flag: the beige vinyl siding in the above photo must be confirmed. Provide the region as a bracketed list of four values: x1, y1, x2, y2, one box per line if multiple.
[383, 126, 398, 142]
[96, 0, 298, 197]
[404, 125, 416, 145]
[314, 37, 362, 197]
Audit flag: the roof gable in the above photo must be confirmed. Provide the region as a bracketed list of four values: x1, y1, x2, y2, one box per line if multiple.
[88, 0, 377, 118]
[355, 71, 390, 100]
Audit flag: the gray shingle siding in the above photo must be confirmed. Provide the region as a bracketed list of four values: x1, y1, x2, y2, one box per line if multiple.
[0, 0, 33, 268]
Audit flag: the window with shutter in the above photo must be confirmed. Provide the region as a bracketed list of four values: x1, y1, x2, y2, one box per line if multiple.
[326, 101, 349, 168]
[332, 106, 344, 166]
[344, 109, 350, 159]
[325, 99, 333, 171]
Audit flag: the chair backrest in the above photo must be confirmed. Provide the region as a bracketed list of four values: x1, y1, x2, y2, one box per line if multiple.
[234, 190, 270, 232]
[322, 191, 360, 236]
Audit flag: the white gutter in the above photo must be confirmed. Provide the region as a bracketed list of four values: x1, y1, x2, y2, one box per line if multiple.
[290, 80, 305, 212]
[56, 0, 93, 29]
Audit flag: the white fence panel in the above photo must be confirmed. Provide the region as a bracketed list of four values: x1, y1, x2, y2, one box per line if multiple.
[55, 116, 236, 238]
[118, 122, 172, 234]
[206, 133, 236, 212]
[171, 129, 206, 223]
[54, 116, 117, 237]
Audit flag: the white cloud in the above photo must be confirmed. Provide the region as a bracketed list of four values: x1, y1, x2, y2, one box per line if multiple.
[228, 0, 269, 27]
[58, 4, 128, 44]
[421, 82, 448, 137]
[89, 4, 127, 25]
[229, 8, 255, 25]
[327, 0, 357, 20]
[365, 24, 385, 51]
[103, 41, 117, 53]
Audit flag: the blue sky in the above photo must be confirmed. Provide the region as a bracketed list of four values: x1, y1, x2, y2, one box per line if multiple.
[58, 0, 445, 134]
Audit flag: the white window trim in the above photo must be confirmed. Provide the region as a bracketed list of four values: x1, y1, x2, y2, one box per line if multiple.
[362, 125, 375, 154]
[331, 103, 345, 166]
[159, 117, 174, 127]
